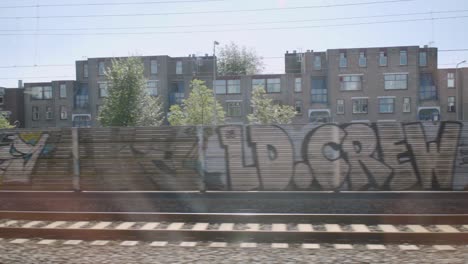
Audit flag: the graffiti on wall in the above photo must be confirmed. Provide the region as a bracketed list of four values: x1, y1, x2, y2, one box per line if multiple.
[210, 121, 464, 191]
[0, 132, 51, 184]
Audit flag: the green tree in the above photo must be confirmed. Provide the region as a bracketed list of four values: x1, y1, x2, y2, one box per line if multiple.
[0, 115, 13, 129]
[98, 57, 164, 127]
[217, 42, 264, 75]
[248, 86, 296, 125]
[168, 79, 225, 126]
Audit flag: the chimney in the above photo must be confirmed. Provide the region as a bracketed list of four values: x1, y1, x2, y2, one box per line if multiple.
[205, 53, 208, 57]
[286, 50, 289, 54]
[18, 80, 23, 88]
[293, 50, 297, 54]
[424, 45, 428, 48]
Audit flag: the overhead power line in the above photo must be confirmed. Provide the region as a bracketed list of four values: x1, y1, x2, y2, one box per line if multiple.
[0, 0, 414, 20]
[0, 76, 74, 80]
[0, 0, 224, 9]
[2, 9, 467, 32]
[1, 15, 467, 36]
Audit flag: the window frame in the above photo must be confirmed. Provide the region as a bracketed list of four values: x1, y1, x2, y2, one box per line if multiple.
[98, 82, 108, 98]
[214, 80, 227, 94]
[352, 98, 368, 114]
[337, 99, 345, 114]
[59, 84, 67, 98]
[227, 79, 241, 94]
[448, 96, 456, 112]
[294, 77, 302, 93]
[339, 52, 347, 68]
[379, 51, 388, 66]
[45, 106, 53, 120]
[295, 100, 303, 115]
[150, 59, 158, 75]
[147, 80, 158, 96]
[359, 51, 367, 67]
[311, 77, 327, 103]
[313, 55, 322, 70]
[60, 105, 68, 120]
[226, 101, 242, 117]
[419, 51, 427, 66]
[378, 97, 395, 114]
[403, 97, 411, 113]
[340, 74, 363, 91]
[98, 61, 106, 76]
[400, 50, 408, 66]
[83, 63, 89, 78]
[32, 106, 40, 121]
[176, 61, 183, 75]
[266, 78, 281, 93]
[384, 73, 408, 90]
[447, 72, 455, 88]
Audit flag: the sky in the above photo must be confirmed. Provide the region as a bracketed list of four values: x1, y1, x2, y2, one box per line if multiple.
[1, 0, 468, 87]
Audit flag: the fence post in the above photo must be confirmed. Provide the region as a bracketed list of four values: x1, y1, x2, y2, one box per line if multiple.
[72, 127, 81, 191]
[197, 126, 206, 192]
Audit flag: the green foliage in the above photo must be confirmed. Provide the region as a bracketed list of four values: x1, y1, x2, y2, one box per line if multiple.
[168, 79, 225, 126]
[98, 57, 164, 127]
[0, 115, 13, 129]
[248, 86, 297, 125]
[217, 42, 264, 75]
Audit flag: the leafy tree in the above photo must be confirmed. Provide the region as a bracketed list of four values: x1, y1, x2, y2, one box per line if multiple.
[217, 42, 264, 75]
[168, 79, 225, 126]
[248, 86, 296, 125]
[98, 57, 164, 127]
[0, 115, 13, 129]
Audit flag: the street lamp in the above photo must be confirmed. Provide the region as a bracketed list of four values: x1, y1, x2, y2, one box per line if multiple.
[213, 41, 220, 125]
[456, 60, 466, 120]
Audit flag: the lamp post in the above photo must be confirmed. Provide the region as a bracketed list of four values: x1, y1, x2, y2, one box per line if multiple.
[213, 41, 220, 125]
[456, 60, 466, 120]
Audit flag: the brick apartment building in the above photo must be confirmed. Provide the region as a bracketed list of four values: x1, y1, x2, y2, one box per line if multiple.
[19, 45, 468, 128]
[0, 85, 24, 128]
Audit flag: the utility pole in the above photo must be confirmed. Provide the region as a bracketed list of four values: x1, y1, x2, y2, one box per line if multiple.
[456, 60, 466, 120]
[213, 41, 219, 125]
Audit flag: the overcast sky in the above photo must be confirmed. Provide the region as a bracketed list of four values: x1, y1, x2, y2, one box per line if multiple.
[1, 0, 468, 87]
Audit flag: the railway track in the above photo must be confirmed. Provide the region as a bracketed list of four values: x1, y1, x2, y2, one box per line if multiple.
[0, 211, 466, 245]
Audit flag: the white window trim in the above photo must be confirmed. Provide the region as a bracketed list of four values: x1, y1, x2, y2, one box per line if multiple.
[351, 97, 369, 99]
[308, 109, 331, 116]
[377, 120, 397, 123]
[418, 106, 440, 112]
[339, 73, 364, 77]
[377, 96, 396, 99]
[383, 72, 409, 75]
[351, 120, 370, 123]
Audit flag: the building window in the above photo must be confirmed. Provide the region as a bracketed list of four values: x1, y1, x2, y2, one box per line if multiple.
[419, 51, 427, 66]
[337, 99, 345, 114]
[419, 73, 437, 100]
[31, 86, 52, 100]
[294, 77, 302, 92]
[295, 100, 302, 115]
[266, 78, 281, 93]
[447, 72, 455, 88]
[311, 77, 327, 103]
[403, 97, 411, 113]
[227, 79, 241, 94]
[352, 98, 368, 114]
[98, 82, 108, 98]
[252, 79, 266, 89]
[379, 98, 395, 113]
[146, 81, 158, 96]
[400, 50, 407, 66]
[59, 84, 67, 98]
[98, 61, 105, 76]
[32, 106, 39, 121]
[448, 96, 456, 112]
[72, 114, 91, 128]
[60, 106, 68, 120]
[215, 80, 227, 94]
[176, 61, 183, 74]
[226, 101, 242, 117]
[419, 108, 440, 121]
[359, 51, 367, 67]
[379, 51, 387, 66]
[314, 55, 321, 70]
[83, 63, 88, 78]
[384, 73, 408, 90]
[340, 75, 362, 91]
[46, 106, 53, 120]
[339, 52, 347, 68]
[170, 81, 185, 105]
[74, 84, 89, 109]
[150, 60, 158, 74]
[0, 96, 4, 105]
